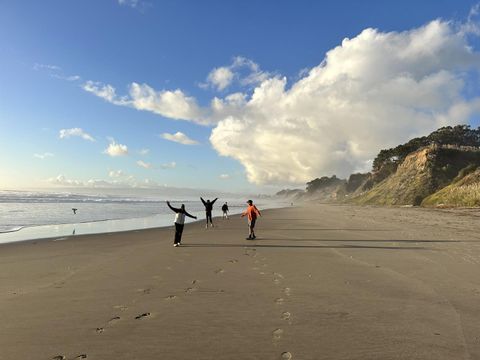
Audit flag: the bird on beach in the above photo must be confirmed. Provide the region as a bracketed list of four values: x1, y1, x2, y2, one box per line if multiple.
[72, 208, 77, 215]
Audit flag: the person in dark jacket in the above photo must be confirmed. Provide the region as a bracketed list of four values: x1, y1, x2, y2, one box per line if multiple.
[221, 202, 229, 219]
[166, 201, 197, 247]
[200, 197, 218, 228]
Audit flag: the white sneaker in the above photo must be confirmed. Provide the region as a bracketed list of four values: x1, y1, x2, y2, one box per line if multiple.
[205, 224, 208, 229]
[173, 243, 179, 247]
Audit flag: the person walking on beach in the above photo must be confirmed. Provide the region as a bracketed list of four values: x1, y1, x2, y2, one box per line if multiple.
[221, 202, 229, 219]
[200, 197, 218, 228]
[166, 201, 197, 247]
[241, 200, 261, 240]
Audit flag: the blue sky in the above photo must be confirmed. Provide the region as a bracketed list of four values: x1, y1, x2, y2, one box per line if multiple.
[1, 0, 480, 193]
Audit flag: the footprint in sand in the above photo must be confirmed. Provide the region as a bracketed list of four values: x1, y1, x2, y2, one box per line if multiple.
[185, 287, 197, 293]
[281, 312, 291, 321]
[74, 355, 88, 359]
[283, 288, 291, 296]
[228, 259, 238, 263]
[107, 316, 121, 325]
[137, 288, 152, 295]
[95, 327, 104, 334]
[275, 298, 284, 305]
[274, 273, 284, 279]
[214, 268, 225, 274]
[54, 281, 65, 289]
[165, 295, 177, 300]
[273, 279, 281, 285]
[135, 312, 151, 319]
[51, 356, 66, 360]
[272, 328, 283, 341]
[191, 280, 198, 285]
[281, 352, 293, 359]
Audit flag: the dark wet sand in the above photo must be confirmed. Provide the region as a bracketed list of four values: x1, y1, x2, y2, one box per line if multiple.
[1, 204, 480, 360]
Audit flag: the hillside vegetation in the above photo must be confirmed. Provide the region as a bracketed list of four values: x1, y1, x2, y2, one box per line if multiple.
[277, 125, 480, 207]
[351, 146, 480, 205]
[422, 167, 480, 207]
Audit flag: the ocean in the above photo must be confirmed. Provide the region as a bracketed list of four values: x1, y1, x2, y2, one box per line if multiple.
[0, 189, 285, 244]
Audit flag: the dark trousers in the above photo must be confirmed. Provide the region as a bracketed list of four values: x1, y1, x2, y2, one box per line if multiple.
[174, 223, 184, 244]
[206, 211, 213, 224]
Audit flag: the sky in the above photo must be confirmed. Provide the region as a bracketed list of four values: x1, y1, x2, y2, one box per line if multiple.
[1, 0, 480, 194]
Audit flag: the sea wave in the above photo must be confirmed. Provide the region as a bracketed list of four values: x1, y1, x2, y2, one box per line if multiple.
[0, 226, 23, 234]
[0, 190, 197, 204]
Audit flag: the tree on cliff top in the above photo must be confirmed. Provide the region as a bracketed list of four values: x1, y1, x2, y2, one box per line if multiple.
[372, 125, 480, 172]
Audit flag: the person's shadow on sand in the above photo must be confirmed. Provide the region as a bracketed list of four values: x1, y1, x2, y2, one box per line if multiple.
[180, 243, 433, 250]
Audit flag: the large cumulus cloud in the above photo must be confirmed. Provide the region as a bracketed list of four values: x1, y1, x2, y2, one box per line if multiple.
[210, 20, 480, 184]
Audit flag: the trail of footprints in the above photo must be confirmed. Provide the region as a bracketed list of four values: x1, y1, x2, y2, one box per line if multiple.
[91, 259, 228, 343]
[51, 355, 87, 360]
[246, 248, 294, 359]
[53, 251, 293, 359]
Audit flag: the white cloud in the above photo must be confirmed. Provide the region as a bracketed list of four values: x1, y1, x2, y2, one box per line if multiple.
[138, 148, 150, 155]
[137, 160, 152, 169]
[59, 128, 95, 142]
[104, 139, 128, 157]
[82, 59, 266, 125]
[63, 75, 81, 81]
[202, 56, 270, 91]
[219, 174, 230, 179]
[34, 63, 81, 82]
[160, 132, 199, 145]
[108, 170, 124, 178]
[160, 161, 176, 169]
[48, 174, 84, 187]
[210, 20, 480, 184]
[206, 67, 235, 91]
[33, 63, 60, 71]
[461, 3, 480, 36]
[82, 81, 207, 124]
[82, 81, 127, 105]
[128, 83, 205, 122]
[47, 173, 165, 189]
[117, 0, 144, 8]
[33, 152, 54, 160]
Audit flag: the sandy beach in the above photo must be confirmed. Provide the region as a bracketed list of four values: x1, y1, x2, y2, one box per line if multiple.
[2, 204, 480, 360]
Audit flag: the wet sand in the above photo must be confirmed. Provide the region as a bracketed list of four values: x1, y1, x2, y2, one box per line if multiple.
[1, 204, 480, 360]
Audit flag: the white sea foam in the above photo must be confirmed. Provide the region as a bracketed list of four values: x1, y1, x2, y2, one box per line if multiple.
[0, 226, 23, 234]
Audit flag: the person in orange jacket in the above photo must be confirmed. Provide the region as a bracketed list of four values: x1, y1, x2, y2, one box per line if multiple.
[241, 200, 261, 240]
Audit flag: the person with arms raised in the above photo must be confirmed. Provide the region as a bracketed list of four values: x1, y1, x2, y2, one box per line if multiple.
[200, 197, 218, 228]
[166, 201, 197, 247]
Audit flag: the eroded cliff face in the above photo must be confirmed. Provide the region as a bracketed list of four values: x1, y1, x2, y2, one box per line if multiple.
[350, 147, 480, 206]
[276, 144, 480, 207]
